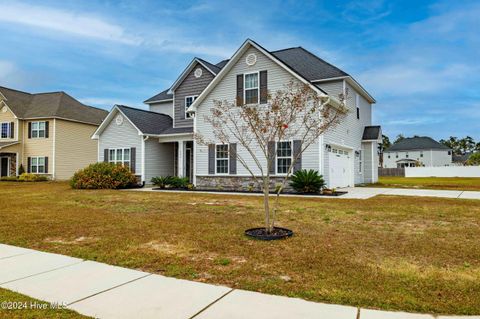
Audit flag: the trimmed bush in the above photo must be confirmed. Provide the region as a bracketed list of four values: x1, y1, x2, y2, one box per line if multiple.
[18, 173, 48, 182]
[151, 176, 190, 189]
[70, 162, 137, 189]
[289, 169, 325, 193]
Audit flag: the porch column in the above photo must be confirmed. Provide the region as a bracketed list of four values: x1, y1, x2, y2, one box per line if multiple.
[177, 141, 184, 177]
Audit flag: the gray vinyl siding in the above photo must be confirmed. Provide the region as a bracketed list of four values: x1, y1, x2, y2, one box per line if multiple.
[149, 101, 173, 117]
[174, 63, 214, 128]
[316, 80, 374, 185]
[98, 109, 142, 174]
[195, 46, 320, 177]
[144, 139, 175, 183]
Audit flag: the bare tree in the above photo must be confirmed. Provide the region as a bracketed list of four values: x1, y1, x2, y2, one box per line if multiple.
[195, 81, 347, 233]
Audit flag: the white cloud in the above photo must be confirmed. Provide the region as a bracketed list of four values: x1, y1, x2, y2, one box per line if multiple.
[360, 63, 474, 95]
[0, 2, 142, 45]
[79, 97, 142, 109]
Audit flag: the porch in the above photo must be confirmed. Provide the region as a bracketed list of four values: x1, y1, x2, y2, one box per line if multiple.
[0, 142, 20, 177]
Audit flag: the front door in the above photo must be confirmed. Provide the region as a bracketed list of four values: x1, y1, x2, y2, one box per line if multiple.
[0, 157, 9, 177]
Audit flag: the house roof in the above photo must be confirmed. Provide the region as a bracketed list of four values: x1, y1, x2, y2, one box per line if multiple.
[0, 141, 20, 149]
[386, 137, 451, 152]
[143, 89, 173, 104]
[0, 86, 108, 125]
[116, 105, 173, 135]
[362, 126, 382, 141]
[145, 39, 375, 105]
[271, 47, 348, 81]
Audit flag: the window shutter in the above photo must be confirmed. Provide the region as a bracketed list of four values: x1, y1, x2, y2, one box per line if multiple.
[44, 157, 49, 174]
[268, 141, 276, 175]
[104, 149, 109, 162]
[260, 70, 268, 104]
[236, 74, 244, 106]
[45, 121, 49, 138]
[208, 144, 215, 174]
[10, 122, 14, 138]
[130, 147, 136, 173]
[293, 140, 302, 173]
[28, 122, 32, 138]
[229, 143, 237, 175]
[27, 157, 31, 173]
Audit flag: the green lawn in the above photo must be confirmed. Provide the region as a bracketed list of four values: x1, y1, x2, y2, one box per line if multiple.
[371, 176, 480, 191]
[0, 182, 479, 315]
[0, 288, 87, 318]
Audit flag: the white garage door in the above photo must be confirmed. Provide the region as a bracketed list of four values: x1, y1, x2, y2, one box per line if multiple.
[328, 148, 352, 188]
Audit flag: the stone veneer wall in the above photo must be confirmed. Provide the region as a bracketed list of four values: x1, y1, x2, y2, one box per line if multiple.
[196, 176, 294, 192]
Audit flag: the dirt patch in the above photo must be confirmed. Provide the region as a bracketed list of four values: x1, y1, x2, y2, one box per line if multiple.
[44, 236, 99, 245]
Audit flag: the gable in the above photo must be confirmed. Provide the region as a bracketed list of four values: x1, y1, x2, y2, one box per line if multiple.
[0, 102, 17, 122]
[199, 45, 298, 108]
[173, 61, 215, 128]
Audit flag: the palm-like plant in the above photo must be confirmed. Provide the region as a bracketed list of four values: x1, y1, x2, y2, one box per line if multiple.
[289, 169, 325, 194]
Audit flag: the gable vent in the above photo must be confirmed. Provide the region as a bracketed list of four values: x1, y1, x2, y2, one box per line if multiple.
[194, 67, 203, 78]
[246, 53, 257, 66]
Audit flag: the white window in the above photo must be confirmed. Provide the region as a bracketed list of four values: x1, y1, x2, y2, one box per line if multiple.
[109, 148, 131, 168]
[1, 122, 10, 139]
[185, 96, 198, 118]
[276, 141, 292, 174]
[31, 121, 46, 138]
[215, 144, 229, 174]
[358, 150, 363, 173]
[30, 156, 46, 174]
[244, 72, 259, 104]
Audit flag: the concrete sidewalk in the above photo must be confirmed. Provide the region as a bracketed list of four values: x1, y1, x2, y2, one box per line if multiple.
[128, 187, 480, 200]
[0, 244, 478, 319]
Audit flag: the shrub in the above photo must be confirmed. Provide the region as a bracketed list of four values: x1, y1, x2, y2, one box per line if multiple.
[467, 153, 480, 166]
[151, 176, 174, 189]
[18, 164, 25, 175]
[151, 176, 189, 189]
[0, 176, 18, 181]
[18, 173, 48, 182]
[70, 162, 137, 189]
[289, 169, 325, 193]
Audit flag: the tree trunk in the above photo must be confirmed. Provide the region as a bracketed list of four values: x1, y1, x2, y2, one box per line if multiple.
[263, 176, 271, 233]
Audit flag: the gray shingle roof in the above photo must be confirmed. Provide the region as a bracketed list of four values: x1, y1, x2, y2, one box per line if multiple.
[271, 47, 349, 81]
[160, 126, 193, 135]
[386, 137, 451, 152]
[215, 59, 229, 68]
[116, 105, 173, 135]
[143, 88, 173, 104]
[0, 86, 108, 125]
[362, 126, 381, 140]
[197, 58, 221, 74]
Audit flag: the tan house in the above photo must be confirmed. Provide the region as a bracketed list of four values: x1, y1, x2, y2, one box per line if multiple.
[0, 86, 108, 180]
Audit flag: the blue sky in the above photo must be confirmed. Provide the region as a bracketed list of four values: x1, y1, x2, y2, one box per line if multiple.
[0, 0, 479, 141]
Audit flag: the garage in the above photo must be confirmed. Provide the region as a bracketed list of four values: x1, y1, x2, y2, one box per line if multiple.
[328, 147, 352, 188]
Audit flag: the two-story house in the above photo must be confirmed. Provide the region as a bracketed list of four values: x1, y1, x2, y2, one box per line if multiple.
[0, 86, 108, 179]
[383, 136, 452, 168]
[93, 39, 381, 189]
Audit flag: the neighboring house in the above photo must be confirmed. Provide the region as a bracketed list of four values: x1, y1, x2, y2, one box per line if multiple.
[383, 136, 452, 168]
[452, 152, 476, 166]
[0, 86, 108, 179]
[94, 39, 381, 189]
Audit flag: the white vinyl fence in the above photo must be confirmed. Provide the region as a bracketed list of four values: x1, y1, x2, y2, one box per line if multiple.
[405, 166, 480, 178]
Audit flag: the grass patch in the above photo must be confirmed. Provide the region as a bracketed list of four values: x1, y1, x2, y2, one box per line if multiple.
[0, 182, 479, 315]
[370, 176, 480, 191]
[0, 288, 88, 318]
